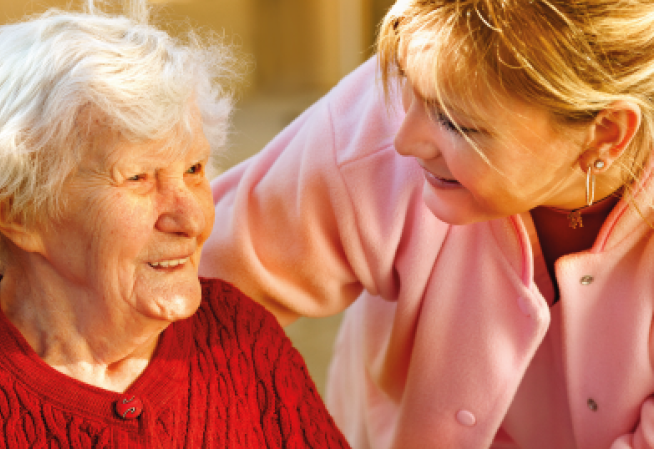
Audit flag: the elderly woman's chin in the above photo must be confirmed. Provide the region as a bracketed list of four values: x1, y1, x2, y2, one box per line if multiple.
[132, 262, 204, 322]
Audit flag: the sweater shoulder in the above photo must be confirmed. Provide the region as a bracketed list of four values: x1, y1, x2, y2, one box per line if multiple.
[195, 277, 288, 349]
[198, 277, 280, 323]
[194, 278, 351, 448]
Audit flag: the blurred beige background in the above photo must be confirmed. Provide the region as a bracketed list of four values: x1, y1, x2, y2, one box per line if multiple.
[0, 0, 395, 397]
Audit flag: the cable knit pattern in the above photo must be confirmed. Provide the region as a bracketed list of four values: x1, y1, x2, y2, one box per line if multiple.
[0, 277, 350, 448]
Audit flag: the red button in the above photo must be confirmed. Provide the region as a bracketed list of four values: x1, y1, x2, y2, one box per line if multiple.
[114, 395, 143, 420]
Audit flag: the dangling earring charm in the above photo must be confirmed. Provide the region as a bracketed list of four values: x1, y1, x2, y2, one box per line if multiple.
[567, 159, 606, 229]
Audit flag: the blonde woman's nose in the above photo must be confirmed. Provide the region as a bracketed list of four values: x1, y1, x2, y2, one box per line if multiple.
[394, 109, 441, 160]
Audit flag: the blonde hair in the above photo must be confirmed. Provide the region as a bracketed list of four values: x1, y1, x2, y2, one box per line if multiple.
[377, 0, 654, 194]
[0, 0, 238, 262]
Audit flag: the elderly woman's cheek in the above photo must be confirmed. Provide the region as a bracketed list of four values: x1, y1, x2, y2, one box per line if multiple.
[132, 186, 213, 321]
[198, 185, 216, 246]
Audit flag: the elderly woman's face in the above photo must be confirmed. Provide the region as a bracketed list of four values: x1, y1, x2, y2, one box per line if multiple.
[34, 114, 215, 323]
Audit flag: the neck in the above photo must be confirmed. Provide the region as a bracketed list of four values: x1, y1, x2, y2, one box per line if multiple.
[546, 189, 620, 214]
[534, 193, 620, 244]
[0, 260, 167, 392]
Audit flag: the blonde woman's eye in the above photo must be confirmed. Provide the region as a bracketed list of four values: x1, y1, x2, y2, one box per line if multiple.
[434, 112, 478, 136]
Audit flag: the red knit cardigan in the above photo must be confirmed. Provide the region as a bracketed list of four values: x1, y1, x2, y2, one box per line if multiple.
[0, 277, 350, 448]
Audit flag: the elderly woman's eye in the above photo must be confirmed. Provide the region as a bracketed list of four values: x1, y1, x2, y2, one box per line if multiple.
[186, 163, 203, 175]
[127, 174, 146, 182]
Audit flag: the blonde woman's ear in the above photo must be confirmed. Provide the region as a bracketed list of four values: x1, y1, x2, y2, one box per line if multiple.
[583, 100, 642, 169]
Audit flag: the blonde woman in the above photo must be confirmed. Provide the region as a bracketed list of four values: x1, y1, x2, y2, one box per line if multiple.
[201, 1, 654, 448]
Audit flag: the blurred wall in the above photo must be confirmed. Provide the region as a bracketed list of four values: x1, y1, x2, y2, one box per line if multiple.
[0, 0, 394, 96]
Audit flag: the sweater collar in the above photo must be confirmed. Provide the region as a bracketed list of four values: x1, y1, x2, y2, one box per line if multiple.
[0, 291, 192, 422]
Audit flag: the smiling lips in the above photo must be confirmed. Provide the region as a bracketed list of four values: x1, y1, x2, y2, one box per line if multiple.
[148, 257, 190, 269]
[422, 168, 462, 190]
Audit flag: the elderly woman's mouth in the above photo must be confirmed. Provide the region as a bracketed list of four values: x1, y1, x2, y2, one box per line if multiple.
[148, 257, 190, 269]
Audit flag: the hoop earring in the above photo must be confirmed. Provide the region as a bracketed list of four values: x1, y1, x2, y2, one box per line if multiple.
[586, 160, 605, 206]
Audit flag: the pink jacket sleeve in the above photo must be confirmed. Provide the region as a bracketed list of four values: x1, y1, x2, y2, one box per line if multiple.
[199, 57, 434, 325]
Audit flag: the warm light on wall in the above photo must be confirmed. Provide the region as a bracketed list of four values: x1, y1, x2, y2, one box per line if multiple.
[148, 0, 194, 4]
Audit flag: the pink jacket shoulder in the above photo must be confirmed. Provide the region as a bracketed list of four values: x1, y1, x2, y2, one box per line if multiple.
[200, 57, 449, 323]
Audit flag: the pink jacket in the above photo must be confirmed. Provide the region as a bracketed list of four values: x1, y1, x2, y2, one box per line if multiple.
[200, 57, 654, 449]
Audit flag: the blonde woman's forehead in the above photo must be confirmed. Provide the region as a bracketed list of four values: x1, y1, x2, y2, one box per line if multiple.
[400, 37, 438, 98]
[402, 50, 491, 124]
[402, 47, 564, 143]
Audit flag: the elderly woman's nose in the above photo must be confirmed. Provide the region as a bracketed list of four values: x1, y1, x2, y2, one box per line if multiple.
[156, 181, 206, 237]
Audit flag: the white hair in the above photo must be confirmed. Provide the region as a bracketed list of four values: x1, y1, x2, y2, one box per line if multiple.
[0, 0, 237, 263]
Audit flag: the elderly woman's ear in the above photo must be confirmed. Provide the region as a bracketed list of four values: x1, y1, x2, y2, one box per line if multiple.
[0, 207, 44, 255]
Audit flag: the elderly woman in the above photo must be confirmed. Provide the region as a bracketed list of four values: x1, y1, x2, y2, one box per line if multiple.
[0, 1, 350, 447]
[201, 0, 654, 448]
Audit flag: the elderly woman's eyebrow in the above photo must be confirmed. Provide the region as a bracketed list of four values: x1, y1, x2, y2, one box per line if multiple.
[195, 143, 212, 160]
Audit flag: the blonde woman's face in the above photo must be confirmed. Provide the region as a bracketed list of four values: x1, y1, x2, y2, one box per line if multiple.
[394, 76, 590, 225]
